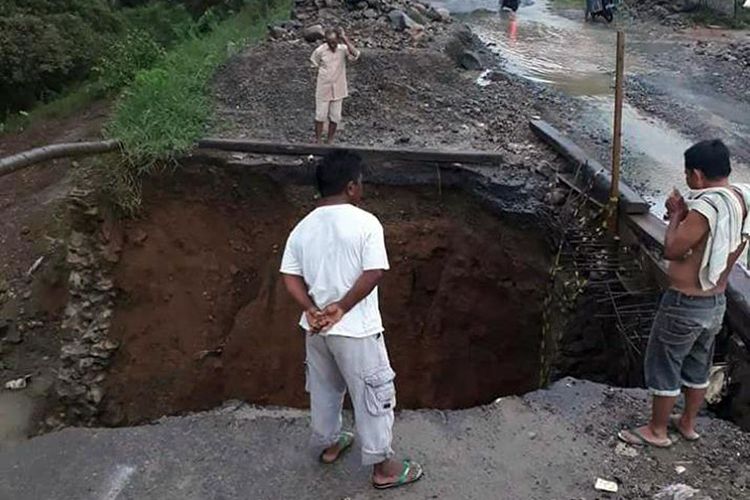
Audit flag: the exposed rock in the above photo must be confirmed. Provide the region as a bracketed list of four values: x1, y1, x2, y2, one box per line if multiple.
[670, 0, 700, 13]
[0, 320, 22, 344]
[387, 8, 425, 32]
[435, 7, 451, 22]
[268, 25, 289, 39]
[302, 24, 325, 42]
[406, 6, 428, 26]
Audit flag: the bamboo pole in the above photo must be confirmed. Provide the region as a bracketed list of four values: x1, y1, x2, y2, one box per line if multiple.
[607, 30, 626, 234]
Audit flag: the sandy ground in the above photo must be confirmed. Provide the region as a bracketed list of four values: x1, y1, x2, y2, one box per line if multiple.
[1, 379, 749, 499]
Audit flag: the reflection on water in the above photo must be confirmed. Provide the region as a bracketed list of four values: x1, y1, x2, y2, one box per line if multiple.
[437, 0, 750, 215]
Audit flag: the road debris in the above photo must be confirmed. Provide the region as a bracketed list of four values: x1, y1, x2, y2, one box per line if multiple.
[26, 256, 44, 277]
[615, 442, 639, 458]
[594, 477, 619, 493]
[653, 483, 700, 499]
[5, 375, 31, 390]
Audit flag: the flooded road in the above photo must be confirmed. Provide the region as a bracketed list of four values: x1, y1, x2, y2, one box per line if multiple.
[432, 0, 750, 214]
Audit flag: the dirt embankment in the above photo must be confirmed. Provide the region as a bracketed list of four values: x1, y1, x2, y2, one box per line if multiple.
[102, 168, 550, 424]
[0, 103, 110, 441]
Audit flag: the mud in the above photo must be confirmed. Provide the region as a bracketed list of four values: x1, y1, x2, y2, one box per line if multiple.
[101, 166, 550, 424]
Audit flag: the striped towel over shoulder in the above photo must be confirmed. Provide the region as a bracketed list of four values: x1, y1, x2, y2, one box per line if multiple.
[685, 183, 750, 291]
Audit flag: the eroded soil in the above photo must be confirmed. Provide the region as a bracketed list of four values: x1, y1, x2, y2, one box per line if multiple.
[102, 167, 550, 424]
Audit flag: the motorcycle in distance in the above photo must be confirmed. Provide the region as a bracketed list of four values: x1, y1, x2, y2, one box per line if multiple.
[585, 0, 616, 23]
[500, 0, 520, 13]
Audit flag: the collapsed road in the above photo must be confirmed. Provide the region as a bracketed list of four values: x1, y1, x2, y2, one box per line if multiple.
[1, 0, 750, 499]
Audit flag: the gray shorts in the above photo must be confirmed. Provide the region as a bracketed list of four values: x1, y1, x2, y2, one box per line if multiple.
[644, 289, 725, 397]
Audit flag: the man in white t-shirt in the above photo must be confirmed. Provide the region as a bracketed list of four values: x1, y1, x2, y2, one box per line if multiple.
[280, 150, 423, 490]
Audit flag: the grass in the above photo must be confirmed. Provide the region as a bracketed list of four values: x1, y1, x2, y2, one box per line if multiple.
[103, 0, 290, 213]
[689, 6, 750, 29]
[549, 0, 584, 8]
[107, 0, 289, 167]
[0, 82, 102, 134]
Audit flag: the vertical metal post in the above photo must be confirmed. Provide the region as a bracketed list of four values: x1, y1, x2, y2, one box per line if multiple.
[607, 30, 625, 235]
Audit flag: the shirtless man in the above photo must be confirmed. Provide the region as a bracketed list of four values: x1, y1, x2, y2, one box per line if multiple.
[619, 139, 748, 448]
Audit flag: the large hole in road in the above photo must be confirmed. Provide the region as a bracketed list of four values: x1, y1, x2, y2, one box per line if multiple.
[102, 166, 551, 425]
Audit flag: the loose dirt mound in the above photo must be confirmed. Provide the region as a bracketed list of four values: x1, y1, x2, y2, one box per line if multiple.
[102, 167, 550, 424]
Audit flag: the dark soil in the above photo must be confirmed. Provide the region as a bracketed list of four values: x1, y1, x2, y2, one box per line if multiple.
[102, 167, 550, 424]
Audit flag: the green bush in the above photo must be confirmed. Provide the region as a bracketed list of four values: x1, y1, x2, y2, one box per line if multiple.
[95, 29, 166, 92]
[0, 0, 241, 120]
[109, 0, 287, 164]
[0, 11, 111, 113]
[119, 2, 194, 47]
[106, 0, 289, 212]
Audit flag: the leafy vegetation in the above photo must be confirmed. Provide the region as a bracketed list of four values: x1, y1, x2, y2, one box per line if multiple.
[105, 0, 289, 213]
[0, 0, 268, 125]
[689, 5, 750, 29]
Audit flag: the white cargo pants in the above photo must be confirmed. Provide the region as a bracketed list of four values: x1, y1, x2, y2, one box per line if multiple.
[305, 332, 396, 466]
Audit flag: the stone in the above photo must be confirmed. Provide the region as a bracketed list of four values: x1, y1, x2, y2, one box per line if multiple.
[363, 8, 378, 19]
[87, 386, 104, 405]
[78, 357, 96, 371]
[56, 381, 87, 399]
[548, 188, 567, 206]
[433, 6, 451, 22]
[0, 321, 22, 344]
[406, 6, 428, 25]
[68, 272, 84, 290]
[61, 342, 89, 361]
[268, 25, 288, 39]
[131, 228, 148, 245]
[670, 0, 700, 13]
[388, 9, 409, 30]
[69, 231, 86, 249]
[94, 339, 120, 352]
[458, 51, 483, 71]
[302, 24, 325, 42]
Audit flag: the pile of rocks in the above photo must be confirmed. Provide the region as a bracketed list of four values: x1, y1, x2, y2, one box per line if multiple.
[622, 0, 698, 28]
[269, 0, 452, 47]
[55, 188, 119, 424]
[695, 39, 750, 68]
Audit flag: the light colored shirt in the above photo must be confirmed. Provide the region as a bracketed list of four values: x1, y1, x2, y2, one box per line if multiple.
[280, 204, 389, 337]
[311, 43, 360, 102]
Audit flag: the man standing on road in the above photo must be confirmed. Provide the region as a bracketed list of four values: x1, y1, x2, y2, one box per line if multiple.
[280, 150, 424, 490]
[618, 139, 750, 448]
[310, 28, 359, 144]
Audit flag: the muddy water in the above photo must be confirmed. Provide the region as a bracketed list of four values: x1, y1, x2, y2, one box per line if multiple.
[0, 391, 34, 447]
[433, 0, 750, 214]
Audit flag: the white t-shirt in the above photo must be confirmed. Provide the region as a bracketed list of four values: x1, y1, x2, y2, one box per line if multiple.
[280, 204, 390, 337]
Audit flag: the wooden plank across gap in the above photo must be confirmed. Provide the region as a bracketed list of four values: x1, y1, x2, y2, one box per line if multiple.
[197, 138, 505, 166]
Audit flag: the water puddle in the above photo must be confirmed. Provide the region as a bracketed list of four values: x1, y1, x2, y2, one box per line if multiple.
[433, 0, 750, 215]
[0, 391, 34, 447]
